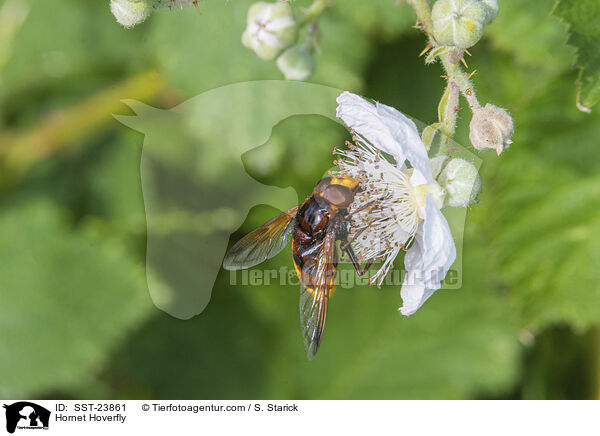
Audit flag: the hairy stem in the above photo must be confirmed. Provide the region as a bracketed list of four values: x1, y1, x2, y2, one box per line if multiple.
[405, 0, 434, 38]
[437, 81, 459, 155]
[299, 0, 330, 27]
[406, 0, 481, 154]
[301, 19, 320, 52]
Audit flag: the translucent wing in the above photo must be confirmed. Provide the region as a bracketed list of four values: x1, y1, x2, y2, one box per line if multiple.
[298, 231, 337, 360]
[223, 206, 298, 270]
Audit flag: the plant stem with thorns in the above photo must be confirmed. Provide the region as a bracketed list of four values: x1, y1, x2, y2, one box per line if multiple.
[406, 0, 481, 155]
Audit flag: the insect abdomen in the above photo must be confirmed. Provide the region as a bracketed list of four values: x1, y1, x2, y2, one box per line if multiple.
[292, 196, 337, 291]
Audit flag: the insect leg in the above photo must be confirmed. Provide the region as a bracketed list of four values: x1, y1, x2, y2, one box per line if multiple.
[344, 244, 373, 276]
[340, 225, 368, 251]
[351, 198, 378, 214]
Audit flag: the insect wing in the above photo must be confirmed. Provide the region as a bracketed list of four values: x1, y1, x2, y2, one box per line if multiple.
[298, 231, 337, 360]
[223, 206, 298, 270]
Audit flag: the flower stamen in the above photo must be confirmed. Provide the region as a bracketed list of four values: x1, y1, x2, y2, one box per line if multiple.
[334, 136, 424, 286]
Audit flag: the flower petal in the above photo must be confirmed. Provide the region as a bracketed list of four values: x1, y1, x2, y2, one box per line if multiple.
[408, 168, 429, 187]
[336, 92, 434, 184]
[399, 194, 456, 315]
[375, 102, 434, 184]
[266, 17, 296, 32]
[336, 92, 406, 164]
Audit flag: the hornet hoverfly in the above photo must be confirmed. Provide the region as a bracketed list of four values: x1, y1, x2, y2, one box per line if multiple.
[223, 175, 373, 359]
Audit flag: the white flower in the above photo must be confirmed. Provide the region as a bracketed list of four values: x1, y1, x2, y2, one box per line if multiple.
[335, 91, 457, 315]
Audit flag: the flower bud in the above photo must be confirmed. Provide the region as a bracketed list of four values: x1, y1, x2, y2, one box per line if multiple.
[480, 0, 499, 23]
[469, 103, 514, 155]
[437, 158, 481, 208]
[276, 46, 315, 81]
[110, 0, 198, 28]
[431, 0, 488, 49]
[110, 0, 151, 28]
[429, 155, 448, 179]
[242, 1, 298, 61]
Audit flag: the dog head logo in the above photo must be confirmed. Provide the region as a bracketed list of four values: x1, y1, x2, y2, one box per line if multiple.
[3, 402, 50, 433]
[115, 81, 473, 320]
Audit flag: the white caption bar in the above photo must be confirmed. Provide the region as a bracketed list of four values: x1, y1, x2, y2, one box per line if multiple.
[1, 400, 596, 436]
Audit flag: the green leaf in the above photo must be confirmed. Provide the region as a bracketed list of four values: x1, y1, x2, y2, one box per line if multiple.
[552, 0, 600, 111]
[86, 130, 146, 230]
[0, 201, 152, 397]
[105, 258, 520, 399]
[0, 0, 146, 107]
[453, 51, 600, 333]
[264, 280, 520, 399]
[425, 46, 453, 64]
[498, 173, 600, 330]
[421, 123, 441, 150]
[463, 67, 600, 330]
[484, 0, 574, 71]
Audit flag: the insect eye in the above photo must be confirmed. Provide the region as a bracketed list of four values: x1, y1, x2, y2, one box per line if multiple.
[322, 185, 353, 208]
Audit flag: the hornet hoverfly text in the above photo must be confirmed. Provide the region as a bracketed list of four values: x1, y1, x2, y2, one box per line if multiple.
[223, 175, 373, 359]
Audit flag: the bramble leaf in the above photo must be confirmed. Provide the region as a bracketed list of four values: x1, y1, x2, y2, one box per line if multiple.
[465, 72, 600, 330]
[552, 0, 600, 111]
[0, 201, 152, 397]
[485, 0, 574, 71]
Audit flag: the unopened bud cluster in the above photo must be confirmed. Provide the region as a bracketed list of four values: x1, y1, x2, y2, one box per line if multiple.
[469, 103, 514, 155]
[431, 0, 498, 49]
[242, 2, 299, 61]
[242, 1, 317, 81]
[276, 45, 315, 81]
[110, 0, 194, 28]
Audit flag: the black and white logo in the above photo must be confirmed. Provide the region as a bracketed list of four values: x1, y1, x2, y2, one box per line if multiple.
[3, 402, 50, 434]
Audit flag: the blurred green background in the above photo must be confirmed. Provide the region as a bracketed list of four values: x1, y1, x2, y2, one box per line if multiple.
[1, 0, 599, 400]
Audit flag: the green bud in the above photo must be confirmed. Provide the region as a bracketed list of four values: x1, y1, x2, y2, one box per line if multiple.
[242, 1, 299, 61]
[431, 0, 488, 49]
[110, 0, 151, 28]
[276, 46, 315, 81]
[437, 158, 481, 208]
[429, 155, 448, 179]
[469, 103, 514, 155]
[480, 0, 499, 23]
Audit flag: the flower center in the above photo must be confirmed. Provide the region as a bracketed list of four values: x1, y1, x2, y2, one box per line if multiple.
[332, 135, 446, 286]
[412, 182, 445, 217]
